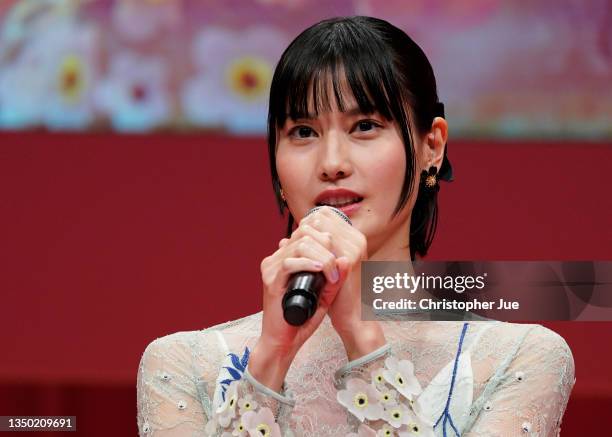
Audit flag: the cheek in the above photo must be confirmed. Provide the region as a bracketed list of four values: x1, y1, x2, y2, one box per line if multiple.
[367, 145, 406, 202]
[276, 147, 310, 201]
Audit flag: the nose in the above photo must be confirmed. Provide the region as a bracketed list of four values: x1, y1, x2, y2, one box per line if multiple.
[318, 132, 352, 182]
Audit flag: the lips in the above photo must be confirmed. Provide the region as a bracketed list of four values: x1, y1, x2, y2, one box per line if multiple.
[314, 188, 364, 207]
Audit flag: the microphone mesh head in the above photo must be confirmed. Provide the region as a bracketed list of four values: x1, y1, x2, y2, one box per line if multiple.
[304, 206, 352, 226]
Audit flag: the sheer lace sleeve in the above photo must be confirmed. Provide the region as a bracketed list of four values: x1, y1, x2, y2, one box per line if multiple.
[464, 325, 576, 437]
[137, 330, 297, 436]
[205, 347, 296, 436]
[137, 332, 212, 436]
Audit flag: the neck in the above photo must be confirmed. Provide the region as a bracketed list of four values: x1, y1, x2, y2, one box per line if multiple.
[367, 214, 412, 262]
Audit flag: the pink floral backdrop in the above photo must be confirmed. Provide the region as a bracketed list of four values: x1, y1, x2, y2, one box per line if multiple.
[0, 0, 609, 139]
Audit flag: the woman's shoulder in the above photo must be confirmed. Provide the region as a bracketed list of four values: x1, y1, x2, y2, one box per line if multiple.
[489, 322, 573, 357]
[477, 321, 575, 383]
[139, 311, 263, 371]
[386, 320, 573, 367]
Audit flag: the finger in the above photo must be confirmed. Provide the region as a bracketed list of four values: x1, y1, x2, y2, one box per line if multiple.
[278, 238, 290, 248]
[280, 257, 325, 276]
[302, 208, 355, 247]
[318, 256, 351, 307]
[291, 224, 334, 253]
[291, 237, 338, 284]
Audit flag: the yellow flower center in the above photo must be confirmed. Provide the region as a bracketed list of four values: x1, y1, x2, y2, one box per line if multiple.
[408, 422, 420, 433]
[353, 392, 368, 409]
[395, 373, 405, 386]
[58, 54, 84, 103]
[391, 409, 402, 420]
[255, 423, 270, 436]
[226, 56, 271, 100]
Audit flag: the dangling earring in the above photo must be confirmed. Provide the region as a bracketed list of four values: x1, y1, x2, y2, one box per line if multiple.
[420, 165, 440, 194]
[279, 188, 294, 237]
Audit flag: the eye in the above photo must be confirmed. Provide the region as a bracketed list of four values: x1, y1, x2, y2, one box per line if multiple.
[288, 125, 317, 139]
[353, 119, 382, 133]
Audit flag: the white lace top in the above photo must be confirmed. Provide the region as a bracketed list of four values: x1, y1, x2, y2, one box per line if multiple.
[136, 311, 575, 436]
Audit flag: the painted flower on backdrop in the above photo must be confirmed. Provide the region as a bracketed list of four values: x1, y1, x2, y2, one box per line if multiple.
[94, 51, 170, 132]
[254, 0, 308, 7]
[181, 26, 287, 134]
[0, 0, 83, 49]
[111, 0, 182, 43]
[0, 19, 98, 130]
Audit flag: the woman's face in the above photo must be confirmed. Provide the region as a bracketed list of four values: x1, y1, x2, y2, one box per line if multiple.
[275, 80, 431, 257]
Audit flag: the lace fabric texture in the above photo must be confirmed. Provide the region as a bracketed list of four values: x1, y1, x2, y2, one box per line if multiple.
[137, 312, 575, 436]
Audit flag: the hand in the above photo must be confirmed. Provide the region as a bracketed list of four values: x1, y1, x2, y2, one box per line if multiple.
[298, 208, 387, 361]
[249, 208, 352, 392]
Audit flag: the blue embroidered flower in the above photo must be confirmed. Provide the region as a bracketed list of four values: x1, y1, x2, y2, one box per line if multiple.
[220, 347, 250, 402]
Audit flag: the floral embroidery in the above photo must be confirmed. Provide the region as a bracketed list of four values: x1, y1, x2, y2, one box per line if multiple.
[377, 423, 395, 436]
[177, 399, 187, 410]
[515, 371, 525, 382]
[209, 346, 287, 436]
[372, 368, 386, 387]
[521, 421, 532, 432]
[241, 407, 281, 437]
[238, 393, 258, 415]
[230, 417, 247, 437]
[337, 377, 385, 422]
[378, 387, 399, 407]
[382, 356, 423, 401]
[339, 353, 438, 436]
[384, 403, 411, 428]
[219, 347, 250, 402]
[398, 418, 436, 437]
[215, 381, 239, 427]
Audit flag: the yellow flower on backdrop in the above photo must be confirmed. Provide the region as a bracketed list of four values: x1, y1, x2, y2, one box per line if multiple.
[225, 56, 272, 101]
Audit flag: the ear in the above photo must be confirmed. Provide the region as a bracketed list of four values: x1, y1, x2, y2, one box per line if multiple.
[425, 117, 448, 171]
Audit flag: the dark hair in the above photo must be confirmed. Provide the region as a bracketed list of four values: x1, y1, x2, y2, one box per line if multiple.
[267, 16, 447, 260]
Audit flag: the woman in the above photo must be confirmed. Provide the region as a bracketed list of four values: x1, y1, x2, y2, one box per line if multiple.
[137, 16, 575, 436]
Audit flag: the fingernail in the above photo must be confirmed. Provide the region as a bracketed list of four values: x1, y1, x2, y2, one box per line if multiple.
[331, 268, 339, 283]
[313, 261, 323, 269]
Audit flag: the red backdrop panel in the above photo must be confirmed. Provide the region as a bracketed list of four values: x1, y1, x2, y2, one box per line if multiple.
[0, 132, 610, 435]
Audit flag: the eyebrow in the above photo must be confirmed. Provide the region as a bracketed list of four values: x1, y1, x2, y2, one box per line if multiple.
[287, 107, 376, 121]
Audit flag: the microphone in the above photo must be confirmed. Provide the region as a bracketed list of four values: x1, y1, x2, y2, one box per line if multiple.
[282, 206, 352, 326]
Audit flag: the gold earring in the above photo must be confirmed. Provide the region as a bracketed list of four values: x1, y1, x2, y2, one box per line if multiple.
[280, 188, 287, 202]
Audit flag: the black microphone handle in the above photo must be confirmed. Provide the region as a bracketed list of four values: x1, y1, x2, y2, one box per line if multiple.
[282, 271, 326, 326]
[281, 206, 352, 326]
